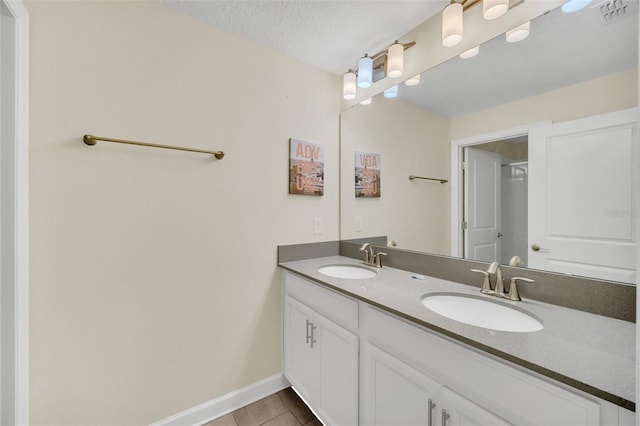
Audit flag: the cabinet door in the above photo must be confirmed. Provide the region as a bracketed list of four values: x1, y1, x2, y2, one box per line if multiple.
[441, 387, 512, 426]
[314, 312, 359, 426]
[283, 296, 316, 403]
[361, 343, 440, 426]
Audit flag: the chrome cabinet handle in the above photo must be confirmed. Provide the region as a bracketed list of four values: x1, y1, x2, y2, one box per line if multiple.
[441, 409, 450, 426]
[427, 399, 436, 426]
[305, 319, 312, 344]
[310, 324, 317, 348]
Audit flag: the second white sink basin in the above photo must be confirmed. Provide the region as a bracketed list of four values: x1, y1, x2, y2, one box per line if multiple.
[421, 293, 543, 332]
[318, 264, 377, 279]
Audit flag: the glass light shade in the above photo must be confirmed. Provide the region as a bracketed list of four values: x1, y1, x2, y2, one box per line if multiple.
[561, 0, 592, 13]
[387, 42, 404, 78]
[405, 74, 421, 86]
[383, 85, 398, 98]
[357, 55, 373, 88]
[343, 71, 356, 100]
[360, 97, 372, 105]
[483, 0, 508, 20]
[506, 21, 530, 43]
[442, 3, 463, 47]
[459, 45, 480, 59]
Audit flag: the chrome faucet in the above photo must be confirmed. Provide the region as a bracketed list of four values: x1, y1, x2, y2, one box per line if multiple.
[471, 262, 534, 301]
[359, 243, 387, 268]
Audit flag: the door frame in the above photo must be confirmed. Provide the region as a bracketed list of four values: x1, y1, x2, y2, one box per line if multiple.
[1, 0, 29, 423]
[450, 121, 550, 258]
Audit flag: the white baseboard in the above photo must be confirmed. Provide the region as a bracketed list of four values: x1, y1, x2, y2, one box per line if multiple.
[151, 373, 290, 426]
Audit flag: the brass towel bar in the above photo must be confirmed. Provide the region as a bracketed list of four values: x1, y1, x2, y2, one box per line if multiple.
[409, 175, 448, 184]
[83, 134, 225, 159]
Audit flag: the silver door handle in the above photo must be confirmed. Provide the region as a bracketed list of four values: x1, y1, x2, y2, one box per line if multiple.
[427, 399, 436, 426]
[442, 409, 450, 426]
[531, 243, 550, 252]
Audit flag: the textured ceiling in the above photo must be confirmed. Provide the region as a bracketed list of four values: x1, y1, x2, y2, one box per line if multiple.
[156, 0, 449, 76]
[156, 0, 638, 117]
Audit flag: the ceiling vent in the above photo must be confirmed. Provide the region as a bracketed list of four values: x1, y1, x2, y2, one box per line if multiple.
[598, 0, 638, 22]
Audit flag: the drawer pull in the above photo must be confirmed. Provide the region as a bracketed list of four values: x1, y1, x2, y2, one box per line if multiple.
[427, 399, 436, 426]
[442, 409, 449, 426]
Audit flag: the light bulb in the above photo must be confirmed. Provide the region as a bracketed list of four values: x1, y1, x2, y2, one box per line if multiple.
[343, 70, 356, 100]
[459, 45, 479, 59]
[387, 42, 404, 78]
[357, 55, 373, 88]
[483, 0, 508, 20]
[383, 85, 398, 98]
[442, 2, 463, 47]
[506, 21, 530, 43]
[405, 74, 421, 86]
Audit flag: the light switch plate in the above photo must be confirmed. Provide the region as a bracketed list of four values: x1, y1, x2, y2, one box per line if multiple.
[355, 216, 363, 232]
[313, 217, 323, 235]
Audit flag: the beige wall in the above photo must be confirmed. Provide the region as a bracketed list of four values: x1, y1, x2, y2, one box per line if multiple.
[26, 1, 340, 424]
[340, 97, 451, 255]
[451, 68, 638, 139]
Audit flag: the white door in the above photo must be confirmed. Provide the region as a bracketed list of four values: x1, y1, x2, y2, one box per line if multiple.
[441, 387, 512, 426]
[283, 296, 316, 403]
[360, 343, 440, 426]
[464, 148, 502, 262]
[314, 313, 359, 426]
[528, 108, 638, 283]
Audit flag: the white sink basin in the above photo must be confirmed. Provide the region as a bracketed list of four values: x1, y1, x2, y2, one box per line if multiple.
[421, 293, 543, 333]
[318, 264, 377, 279]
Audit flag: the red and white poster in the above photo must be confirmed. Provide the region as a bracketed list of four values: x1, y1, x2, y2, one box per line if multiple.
[289, 139, 325, 196]
[355, 151, 380, 197]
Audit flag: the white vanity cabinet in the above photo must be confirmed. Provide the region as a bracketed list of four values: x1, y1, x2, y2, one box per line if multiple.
[283, 273, 359, 426]
[361, 342, 511, 426]
[282, 270, 633, 426]
[362, 305, 605, 426]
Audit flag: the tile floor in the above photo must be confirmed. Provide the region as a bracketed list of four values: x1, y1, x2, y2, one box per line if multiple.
[202, 387, 322, 426]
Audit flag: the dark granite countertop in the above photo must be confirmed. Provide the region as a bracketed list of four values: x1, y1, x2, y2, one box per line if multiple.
[280, 255, 636, 411]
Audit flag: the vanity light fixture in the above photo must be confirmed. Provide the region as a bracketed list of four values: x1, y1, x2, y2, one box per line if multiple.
[405, 74, 421, 86]
[561, 0, 592, 12]
[506, 20, 530, 42]
[383, 85, 399, 98]
[343, 70, 356, 100]
[360, 97, 373, 105]
[342, 41, 416, 101]
[459, 45, 480, 58]
[357, 54, 373, 88]
[441, 0, 519, 47]
[387, 41, 404, 78]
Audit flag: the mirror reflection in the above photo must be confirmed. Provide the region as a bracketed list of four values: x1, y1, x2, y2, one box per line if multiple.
[340, 2, 638, 284]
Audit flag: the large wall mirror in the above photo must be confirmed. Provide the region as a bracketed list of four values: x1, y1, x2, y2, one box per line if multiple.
[340, 1, 639, 284]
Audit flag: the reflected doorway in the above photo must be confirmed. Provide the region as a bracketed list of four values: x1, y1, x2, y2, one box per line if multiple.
[463, 136, 528, 267]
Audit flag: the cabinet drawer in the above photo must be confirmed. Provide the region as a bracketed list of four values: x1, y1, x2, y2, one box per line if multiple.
[284, 272, 358, 332]
[363, 305, 600, 426]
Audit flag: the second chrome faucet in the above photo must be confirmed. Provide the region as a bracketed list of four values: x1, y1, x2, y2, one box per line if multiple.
[359, 243, 387, 268]
[471, 261, 534, 301]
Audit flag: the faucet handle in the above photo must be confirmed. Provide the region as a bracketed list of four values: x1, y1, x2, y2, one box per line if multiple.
[470, 269, 493, 294]
[374, 252, 387, 268]
[507, 277, 535, 301]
